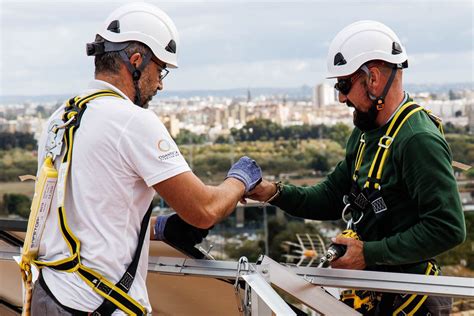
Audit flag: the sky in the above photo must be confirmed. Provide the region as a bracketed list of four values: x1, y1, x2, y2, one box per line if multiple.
[0, 0, 473, 96]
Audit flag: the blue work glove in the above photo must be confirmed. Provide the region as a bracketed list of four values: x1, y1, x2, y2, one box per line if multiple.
[226, 156, 262, 192]
[154, 213, 210, 259]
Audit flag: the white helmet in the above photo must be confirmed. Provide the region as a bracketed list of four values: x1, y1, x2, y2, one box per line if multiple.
[93, 2, 179, 68]
[327, 20, 407, 78]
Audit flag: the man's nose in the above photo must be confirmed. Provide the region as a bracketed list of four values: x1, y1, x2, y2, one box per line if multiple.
[338, 92, 347, 104]
[157, 80, 163, 91]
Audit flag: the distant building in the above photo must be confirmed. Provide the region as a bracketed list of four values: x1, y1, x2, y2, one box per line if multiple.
[276, 104, 289, 125]
[238, 104, 246, 124]
[6, 120, 16, 133]
[312, 83, 336, 108]
[467, 102, 474, 135]
[163, 114, 180, 137]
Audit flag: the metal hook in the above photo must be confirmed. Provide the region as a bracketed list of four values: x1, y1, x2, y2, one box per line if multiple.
[234, 256, 249, 289]
[341, 203, 352, 223]
[341, 200, 364, 227]
[234, 256, 251, 315]
[54, 116, 75, 131]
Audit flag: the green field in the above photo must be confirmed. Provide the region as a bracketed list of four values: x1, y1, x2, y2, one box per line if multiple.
[0, 181, 35, 198]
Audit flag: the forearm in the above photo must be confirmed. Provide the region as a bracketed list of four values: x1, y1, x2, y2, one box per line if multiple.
[272, 161, 351, 220]
[150, 178, 244, 240]
[167, 177, 244, 229]
[154, 172, 245, 229]
[272, 183, 343, 220]
[200, 178, 245, 224]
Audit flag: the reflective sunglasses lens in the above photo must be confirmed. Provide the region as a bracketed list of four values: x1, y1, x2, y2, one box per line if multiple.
[335, 79, 351, 95]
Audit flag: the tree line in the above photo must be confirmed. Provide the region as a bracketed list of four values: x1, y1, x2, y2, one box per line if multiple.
[0, 132, 36, 150]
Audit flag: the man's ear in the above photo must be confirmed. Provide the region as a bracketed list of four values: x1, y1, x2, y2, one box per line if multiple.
[367, 67, 382, 94]
[129, 52, 142, 68]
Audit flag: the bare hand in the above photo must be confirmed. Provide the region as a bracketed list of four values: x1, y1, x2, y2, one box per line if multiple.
[330, 236, 366, 270]
[245, 179, 277, 202]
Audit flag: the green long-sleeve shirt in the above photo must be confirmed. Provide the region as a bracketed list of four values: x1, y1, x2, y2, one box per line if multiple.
[272, 99, 466, 273]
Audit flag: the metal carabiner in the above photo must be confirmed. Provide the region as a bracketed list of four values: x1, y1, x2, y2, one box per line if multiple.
[341, 203, 352, 224]
[234, 256, 251, 315]
[341, 200, 364, 228]
[54, 116, 75, 131]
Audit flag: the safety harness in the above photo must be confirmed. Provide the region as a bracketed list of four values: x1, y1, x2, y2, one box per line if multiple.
[341, 100, 444, 316]
[21, 90, 150, 316]
[343, 101, 444, 227]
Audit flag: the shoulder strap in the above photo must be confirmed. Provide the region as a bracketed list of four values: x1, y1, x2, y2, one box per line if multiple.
[364, 101, 422, 190]
[422, 108, 444, 135]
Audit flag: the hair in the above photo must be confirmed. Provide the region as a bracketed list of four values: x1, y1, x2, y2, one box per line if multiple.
[365, 60, 399, 76]
[94, 35, 152, 76]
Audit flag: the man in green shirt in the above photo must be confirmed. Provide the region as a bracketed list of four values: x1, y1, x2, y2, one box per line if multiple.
[247, 20, 466, 315]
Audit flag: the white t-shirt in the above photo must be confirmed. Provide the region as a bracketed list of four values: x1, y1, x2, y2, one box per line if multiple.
[36, 80, 190, 314]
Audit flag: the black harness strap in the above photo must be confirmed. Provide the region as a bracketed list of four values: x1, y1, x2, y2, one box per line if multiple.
[92, 207, 152, 315]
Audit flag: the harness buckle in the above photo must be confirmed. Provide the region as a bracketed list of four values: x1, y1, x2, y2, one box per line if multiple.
[119, 271, 134, 291]
[378, 135, 393, 149]
[95, 279, 114, 296]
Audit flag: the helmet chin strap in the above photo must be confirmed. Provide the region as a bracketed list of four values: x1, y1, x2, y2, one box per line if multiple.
[367, 66, 398, 111]
[118, 50, 153, 107]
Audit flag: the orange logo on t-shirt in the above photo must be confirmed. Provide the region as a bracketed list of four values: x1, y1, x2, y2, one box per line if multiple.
[157, 139, 171, 152]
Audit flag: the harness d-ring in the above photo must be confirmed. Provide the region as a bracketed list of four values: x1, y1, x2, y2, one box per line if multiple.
[341, 203, 364, 225]
[341, 203, 352, 223]
[353, 212, 363, 225]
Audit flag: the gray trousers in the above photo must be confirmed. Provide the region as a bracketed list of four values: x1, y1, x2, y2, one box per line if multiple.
[31, 279, 81, 316]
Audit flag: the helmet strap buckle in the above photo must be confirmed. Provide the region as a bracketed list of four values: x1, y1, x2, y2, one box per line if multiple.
[376, 99, 385, 111]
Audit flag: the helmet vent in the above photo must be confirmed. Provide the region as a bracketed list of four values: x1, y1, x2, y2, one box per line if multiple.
[334, 52, 347, 66]
[165, 39, 176, 54]
[392, 42, 403, 55]
[107, 20, 121, 33]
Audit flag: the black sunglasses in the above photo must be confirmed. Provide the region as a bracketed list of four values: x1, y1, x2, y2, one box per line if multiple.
[334, 70, 365, 95]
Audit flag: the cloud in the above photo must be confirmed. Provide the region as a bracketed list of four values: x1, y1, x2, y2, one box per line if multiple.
[0, 0, 472, 95]
[406, 50, 474, 84]
[166, 57, 327, 91]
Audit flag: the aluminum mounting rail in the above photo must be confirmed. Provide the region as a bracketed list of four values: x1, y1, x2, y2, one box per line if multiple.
[2, 248, 473, 299]
[271, 257, 474, 299]
[149, 256, 360, 315]
[149, 256, 474, 299]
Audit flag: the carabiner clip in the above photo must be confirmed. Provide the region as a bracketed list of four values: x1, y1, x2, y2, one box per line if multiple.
[341, 202, 363, 227]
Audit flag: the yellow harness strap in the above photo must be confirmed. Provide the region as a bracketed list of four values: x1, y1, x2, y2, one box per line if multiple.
[392, 262, 439, 316]
[352, 101, 444, 190]
[21, 90, 146, 316]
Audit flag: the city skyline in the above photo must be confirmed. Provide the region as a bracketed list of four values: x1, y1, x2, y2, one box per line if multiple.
[1, 0, 473, 96]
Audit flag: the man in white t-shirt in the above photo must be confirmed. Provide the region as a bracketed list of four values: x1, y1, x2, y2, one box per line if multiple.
[30, 3, 261, 315]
